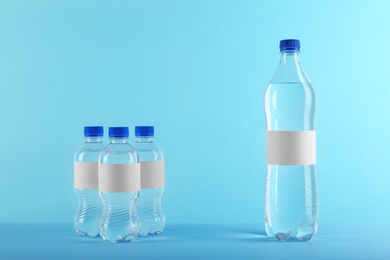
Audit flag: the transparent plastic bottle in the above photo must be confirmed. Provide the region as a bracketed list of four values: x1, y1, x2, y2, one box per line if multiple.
[74, 126, 105, 237]
[98, 127, 141, 243]
[133, 126, 166, 236]
[264, 39, 319, 241]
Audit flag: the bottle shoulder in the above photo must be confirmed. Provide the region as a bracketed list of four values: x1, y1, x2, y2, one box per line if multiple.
[270, 57, 312, 85]
[133, 142, 158, 149]
[102, 142, 136, 151]
[100, 143, 138, 164]
[265, 81, 316, 96]
[74, 143, 105, 162]
[134, 144, 164, 162]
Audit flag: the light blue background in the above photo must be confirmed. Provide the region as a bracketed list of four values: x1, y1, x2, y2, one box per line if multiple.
[0, 0, 389, 226]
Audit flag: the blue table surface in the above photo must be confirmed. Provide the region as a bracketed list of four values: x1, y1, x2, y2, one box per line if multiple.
[0, 223, 389, 259]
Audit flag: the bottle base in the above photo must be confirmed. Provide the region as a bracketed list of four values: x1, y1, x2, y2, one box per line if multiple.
[75, 227, 99, 238]
[100, 225, 140, 243]
[139, 218, 165, 237]
[275, 231, 291, 241]
[139, 230, 164, 237]
[296, 232, 314, 241]
[100, 232, 139, 243]
[296, 224, 316, 241]
[265, 222, 317, 242]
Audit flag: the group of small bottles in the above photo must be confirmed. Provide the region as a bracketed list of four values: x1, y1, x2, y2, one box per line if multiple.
[73, 125, 165, 243]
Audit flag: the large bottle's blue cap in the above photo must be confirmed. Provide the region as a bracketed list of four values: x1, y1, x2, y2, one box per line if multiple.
[109, 127, 129, 138]
[84, 126, 104, 137]
[280, 39, 300, 51]
[135, 126, 154, 137]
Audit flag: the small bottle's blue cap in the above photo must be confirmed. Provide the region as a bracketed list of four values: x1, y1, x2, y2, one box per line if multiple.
[109, 127, 129, 138]
[135, 126, 154, 137]
[84, 126, 104, 137]
[279, 39, 300, 51]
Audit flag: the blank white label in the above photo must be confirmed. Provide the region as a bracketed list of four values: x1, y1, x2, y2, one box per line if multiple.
[98, 163, 141, 192]
[74, 162, 98, 189]
[141, 161, 165, 188]
[266, 130, 316, 165]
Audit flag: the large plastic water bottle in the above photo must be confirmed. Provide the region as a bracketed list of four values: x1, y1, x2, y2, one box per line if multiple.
[98, 127, 141, 243]
[133, 126, 166, 236]
[74, 126, 105, 237]
[264, 39, 319, 241]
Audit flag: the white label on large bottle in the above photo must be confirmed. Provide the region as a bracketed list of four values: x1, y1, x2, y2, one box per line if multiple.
[98, 163, 141, 192]
[266, 130, 316, 165]
[74, 162, 98, 189]
[141, 161, 165, 188]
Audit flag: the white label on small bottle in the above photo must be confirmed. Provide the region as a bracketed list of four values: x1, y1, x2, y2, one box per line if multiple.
[74, 162, 98, 189]
[266, 130, 316, 165]
[98, 163, 141, 192]
[141, 161, 165, 188]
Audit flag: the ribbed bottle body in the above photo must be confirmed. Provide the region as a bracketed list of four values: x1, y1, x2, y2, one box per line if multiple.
[99, 192, 140, 242]
[99, 130, 140, 243]
[137, 188, 166, 236]
[74, 189, 102, 237]
[74, 134, 105, 238]
[133, 133, 166, 237]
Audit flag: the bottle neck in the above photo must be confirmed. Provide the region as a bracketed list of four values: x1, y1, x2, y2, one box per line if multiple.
[270, 50, 309, 83]
[135, 136, 154, 143]
[85, 136, 103, 143]
[280, 50, 301, 65]
[109, 137, 129, 144]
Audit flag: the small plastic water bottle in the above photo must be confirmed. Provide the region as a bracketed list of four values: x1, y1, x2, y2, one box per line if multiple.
[133, 126, 166, 236]
[74, 126, 105, 237]
[99, 127, 141, 243]
[264, 39, 319, 241]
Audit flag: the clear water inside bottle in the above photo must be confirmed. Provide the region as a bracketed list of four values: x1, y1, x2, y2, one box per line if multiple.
[134, 137, 166, 236]
[100, 192, 140, 242]
[137, 188, 166, 236]
[264, 81, 318, 241]
[265, 82, 316, 130]
[74, 189, 101, 237]
[74, 137, 104, 238]
[264, 165, 318, 241]
[99, 139, 140, 243]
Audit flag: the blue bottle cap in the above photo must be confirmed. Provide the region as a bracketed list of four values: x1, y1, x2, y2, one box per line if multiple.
[135, 126, 154, 137]
[279, 39, 300, 51]
[109, 127, 129, 138]
[84, 126, 104, 137]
